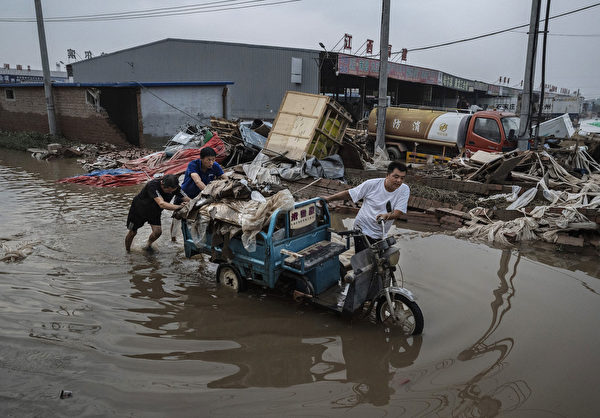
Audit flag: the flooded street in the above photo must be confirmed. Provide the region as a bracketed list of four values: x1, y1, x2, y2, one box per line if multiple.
[1, 148, 599, 418]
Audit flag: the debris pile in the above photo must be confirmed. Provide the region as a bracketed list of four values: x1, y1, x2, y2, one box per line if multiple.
[45, 88, 600, 250]
[173, 174, 295, 255]
[1, 240, 37, 262]
[59, 134, 226, 187]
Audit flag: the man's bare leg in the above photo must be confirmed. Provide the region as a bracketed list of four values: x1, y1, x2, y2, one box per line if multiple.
[146, 225, 162, 250]
[125, 230, 137, 252]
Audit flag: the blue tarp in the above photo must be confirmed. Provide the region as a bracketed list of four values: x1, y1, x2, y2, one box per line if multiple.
[82, 168, 140, 177]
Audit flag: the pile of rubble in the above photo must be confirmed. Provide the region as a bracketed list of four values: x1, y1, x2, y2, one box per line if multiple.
[29, 142, 155, 172]
[43, 88, 600, 250]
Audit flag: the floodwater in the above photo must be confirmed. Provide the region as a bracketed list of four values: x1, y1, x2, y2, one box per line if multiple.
[1, 148, 599, 418]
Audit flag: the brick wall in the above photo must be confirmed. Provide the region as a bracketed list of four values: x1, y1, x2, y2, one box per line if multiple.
[0, 86, 130, 146]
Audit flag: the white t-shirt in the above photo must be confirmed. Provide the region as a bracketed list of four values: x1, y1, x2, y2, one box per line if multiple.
[348, 178, 410, 239]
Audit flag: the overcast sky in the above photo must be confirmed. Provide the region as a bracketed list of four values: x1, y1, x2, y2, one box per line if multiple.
[1, 0, 599, 98]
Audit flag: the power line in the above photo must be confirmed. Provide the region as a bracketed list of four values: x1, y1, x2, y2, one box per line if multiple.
[398, 2, 600, 54]
[510, 30, 600, 37]
[0, 0, 300, 23]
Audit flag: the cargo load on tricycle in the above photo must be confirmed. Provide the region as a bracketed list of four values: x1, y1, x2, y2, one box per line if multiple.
[176, 178, 423, 335]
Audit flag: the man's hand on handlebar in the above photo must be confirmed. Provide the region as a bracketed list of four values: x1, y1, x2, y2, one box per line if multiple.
[376, 213, 391, 222]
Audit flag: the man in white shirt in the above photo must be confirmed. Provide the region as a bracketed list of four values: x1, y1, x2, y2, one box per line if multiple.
[321, 161, 409, 253]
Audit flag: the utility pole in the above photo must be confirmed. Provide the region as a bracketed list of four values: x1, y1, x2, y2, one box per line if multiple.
[375, 0, 390, 154]
[34, 0, 58, 135]
[518, 0, 541, 150]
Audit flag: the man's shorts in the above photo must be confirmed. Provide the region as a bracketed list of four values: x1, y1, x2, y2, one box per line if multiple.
[126, 202, 161, 232]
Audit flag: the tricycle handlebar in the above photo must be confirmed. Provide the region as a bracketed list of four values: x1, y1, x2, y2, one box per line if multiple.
[332, 228, 362, 237]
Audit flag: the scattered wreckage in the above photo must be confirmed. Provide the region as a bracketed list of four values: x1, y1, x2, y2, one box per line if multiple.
[49, 90, 600, 251]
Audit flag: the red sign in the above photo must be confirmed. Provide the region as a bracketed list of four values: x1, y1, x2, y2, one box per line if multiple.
[366, 39, 373, 54]
[344, 34, 352, 50]
[337, 54, 440, 85]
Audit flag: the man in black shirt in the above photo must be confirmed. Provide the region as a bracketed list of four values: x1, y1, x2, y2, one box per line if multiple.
[125, 174, 188, 252]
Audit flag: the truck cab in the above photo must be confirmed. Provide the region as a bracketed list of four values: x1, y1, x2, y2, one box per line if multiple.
[466, 111, 519, 153]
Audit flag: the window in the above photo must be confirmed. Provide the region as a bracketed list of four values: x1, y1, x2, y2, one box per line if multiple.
[85, 89, 100, 111]
[473, 117, 501, 143]
[501, 117, 520, 140]
[5, 89, 15, 100]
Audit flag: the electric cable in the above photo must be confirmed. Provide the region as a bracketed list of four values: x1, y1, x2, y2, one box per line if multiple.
[0, 0, 301, 23]
[133, 81, 205, 125]
[402, 2, 600, 54]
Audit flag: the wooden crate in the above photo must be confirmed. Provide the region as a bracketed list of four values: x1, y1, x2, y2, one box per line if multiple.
[264, 91, 352, 161]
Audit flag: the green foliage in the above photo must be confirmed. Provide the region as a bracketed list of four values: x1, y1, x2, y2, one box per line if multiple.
[0, 130, 72, 151]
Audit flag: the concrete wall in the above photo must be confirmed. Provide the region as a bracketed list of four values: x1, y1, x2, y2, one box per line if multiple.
[0, 86, 129, 145]
[140, 85, 226, 138]
[71, 39, 319, 121]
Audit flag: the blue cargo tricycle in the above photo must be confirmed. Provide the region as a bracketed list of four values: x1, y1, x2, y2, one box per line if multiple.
[182, 197, 423, 335]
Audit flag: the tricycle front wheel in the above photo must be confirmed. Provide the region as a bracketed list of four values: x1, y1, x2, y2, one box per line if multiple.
[376, 293, 423, 335]
[216, 264, 247, 293]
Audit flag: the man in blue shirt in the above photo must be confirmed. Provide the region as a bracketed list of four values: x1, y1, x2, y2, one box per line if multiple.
[170, 146, 225, 242]
[181, 146, 225, 199]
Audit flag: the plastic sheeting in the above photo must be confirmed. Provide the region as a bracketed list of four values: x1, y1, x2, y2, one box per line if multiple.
[239, 124, 267, 149]
[304, 154, 345, 179]
[179, 182, 295, 253]
[59, 134, 227, 187]
[365, 146, 391, 170]
[242, 151, 345, 185]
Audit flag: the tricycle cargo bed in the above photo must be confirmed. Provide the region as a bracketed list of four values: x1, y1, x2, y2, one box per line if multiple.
[182, 198, 346, 294]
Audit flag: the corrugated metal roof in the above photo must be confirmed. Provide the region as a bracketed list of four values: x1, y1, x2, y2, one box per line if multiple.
[70, 38, 318, 65]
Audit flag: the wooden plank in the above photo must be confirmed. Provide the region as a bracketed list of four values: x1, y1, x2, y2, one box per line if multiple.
[470, 150, 504, 165]
[486, 155, 526, 184]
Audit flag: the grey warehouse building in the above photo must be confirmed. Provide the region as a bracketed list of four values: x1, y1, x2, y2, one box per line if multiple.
[70, 38, 320, 134]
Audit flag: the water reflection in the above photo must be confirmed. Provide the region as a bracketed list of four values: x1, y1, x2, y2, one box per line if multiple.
[408, 249, 534, 417]
[125, 255, 422, 406]
[453, 249, 530, 417]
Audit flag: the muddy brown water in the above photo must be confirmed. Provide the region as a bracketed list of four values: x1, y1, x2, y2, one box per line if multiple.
[1, 149, 599, 417]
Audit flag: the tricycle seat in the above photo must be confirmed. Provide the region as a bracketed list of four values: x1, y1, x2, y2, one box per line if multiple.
[284, 240, 346, 271]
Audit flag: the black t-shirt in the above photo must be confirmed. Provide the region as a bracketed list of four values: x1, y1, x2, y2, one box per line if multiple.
[133, 178, 183, 214]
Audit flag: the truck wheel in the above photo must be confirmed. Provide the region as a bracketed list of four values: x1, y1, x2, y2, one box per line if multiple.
[376, 293, 424, 335]
[216, 264, 246, 293]
[386, 146, 403, 161]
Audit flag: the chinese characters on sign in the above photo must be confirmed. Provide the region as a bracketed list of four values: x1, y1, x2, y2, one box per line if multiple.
[344, 34, 352, 50]
[337, 54, 439, 85]
[336, 54, 508, 94]
[289, 204, 317, 229]
[441, 73, 473, 92]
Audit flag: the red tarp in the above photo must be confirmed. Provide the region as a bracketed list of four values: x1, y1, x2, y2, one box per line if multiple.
[59, 134, 227, 187]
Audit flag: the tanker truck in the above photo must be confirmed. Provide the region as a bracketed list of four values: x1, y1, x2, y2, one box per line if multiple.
[367, 107, 520, 162]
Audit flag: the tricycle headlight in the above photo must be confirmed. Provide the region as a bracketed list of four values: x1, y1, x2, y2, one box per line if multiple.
[388, 250, 400, 266]
[382, 246, 400, 266]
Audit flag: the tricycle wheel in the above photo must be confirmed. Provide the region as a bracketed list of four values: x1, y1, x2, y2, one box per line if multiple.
[216, 264, 246, 293]
[376, 293, 423, 336]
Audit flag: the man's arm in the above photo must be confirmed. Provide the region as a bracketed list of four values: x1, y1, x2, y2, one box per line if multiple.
[153, 196, 182, 211]
[190, 172, 207, 191]
[376, 209, 404, 221]
[321, 189, 351, 203]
